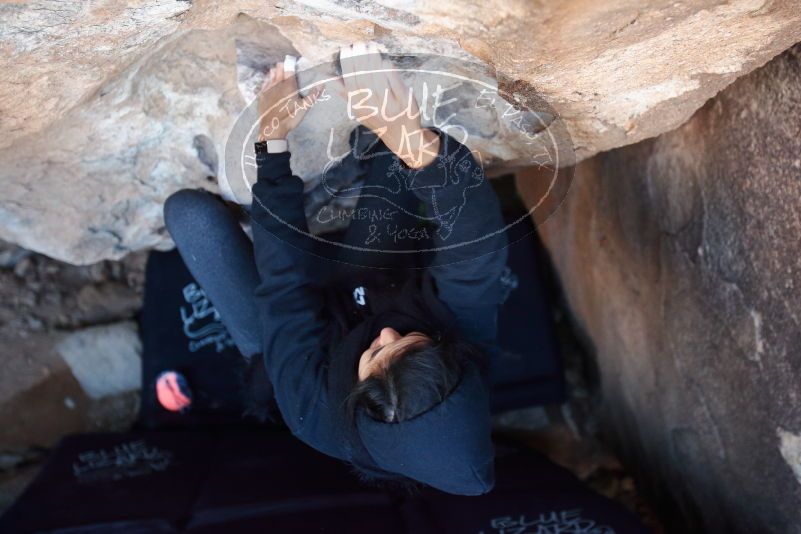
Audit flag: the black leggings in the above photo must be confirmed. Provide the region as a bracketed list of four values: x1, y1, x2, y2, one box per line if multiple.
[163, 169, 426, 358]
[164, 190, 263, 357]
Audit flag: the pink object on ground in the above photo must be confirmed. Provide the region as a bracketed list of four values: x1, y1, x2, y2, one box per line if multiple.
[156, 371, 192, 412]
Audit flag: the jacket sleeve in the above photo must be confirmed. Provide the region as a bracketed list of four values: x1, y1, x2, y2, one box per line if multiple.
[405, 131, 508, 347]
[249, 150, 341, 457]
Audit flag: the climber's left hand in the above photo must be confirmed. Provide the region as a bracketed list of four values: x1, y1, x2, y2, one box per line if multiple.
[335, 41, 441, 169]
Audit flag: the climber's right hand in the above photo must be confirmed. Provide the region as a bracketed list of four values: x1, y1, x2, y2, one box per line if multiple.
[258, 61, 322, 141]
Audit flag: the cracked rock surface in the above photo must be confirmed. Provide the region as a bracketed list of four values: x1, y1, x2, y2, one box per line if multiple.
[1, 0, 800, 263]
[531, 45, 801, 533]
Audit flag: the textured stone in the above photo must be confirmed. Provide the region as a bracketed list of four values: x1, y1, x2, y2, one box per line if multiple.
[532, 45, 801, 532]
[1, 1, 800, 263]
[778, 428, 801, 488]
[0, 329, 139, 452]
[0, 241, 144, 459]
[56, 321, 142, 399]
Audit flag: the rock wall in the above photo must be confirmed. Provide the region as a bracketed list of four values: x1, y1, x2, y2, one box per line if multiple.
[1, 0, 801, 264]
[0, 240, 145, 455]
[533, 45, 801, 532]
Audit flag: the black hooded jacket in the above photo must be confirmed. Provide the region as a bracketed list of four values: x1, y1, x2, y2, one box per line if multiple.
[249, 130, 508, 495]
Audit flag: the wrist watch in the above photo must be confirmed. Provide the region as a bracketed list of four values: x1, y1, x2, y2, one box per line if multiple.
[255, 139, 288, 154]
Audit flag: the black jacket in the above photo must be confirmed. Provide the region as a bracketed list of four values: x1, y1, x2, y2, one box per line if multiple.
[249, 130, 508, 495]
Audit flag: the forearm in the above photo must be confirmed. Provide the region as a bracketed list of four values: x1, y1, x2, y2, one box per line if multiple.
[250, 150, 331, 432]
[407, 132, 507, 289]
[381, 127, 441, 169]
[250, 151, 309, 243]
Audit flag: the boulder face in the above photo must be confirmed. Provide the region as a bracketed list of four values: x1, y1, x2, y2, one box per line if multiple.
[1, 0, 801, 264]
[533, 45, 801, 532]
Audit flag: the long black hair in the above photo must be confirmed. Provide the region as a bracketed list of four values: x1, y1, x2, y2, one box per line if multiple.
[346, 336, 482, 424]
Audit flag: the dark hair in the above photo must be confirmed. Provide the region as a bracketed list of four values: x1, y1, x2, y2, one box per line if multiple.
[347, 337, 480, 423]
